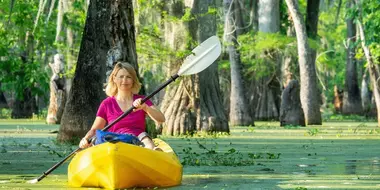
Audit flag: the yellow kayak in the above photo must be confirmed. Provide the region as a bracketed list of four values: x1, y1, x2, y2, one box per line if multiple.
[68, 139, 183, 189]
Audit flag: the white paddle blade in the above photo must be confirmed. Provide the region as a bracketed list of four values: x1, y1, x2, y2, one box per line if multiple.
[178, 36, 221, 76]
[27, 179, 38, 184]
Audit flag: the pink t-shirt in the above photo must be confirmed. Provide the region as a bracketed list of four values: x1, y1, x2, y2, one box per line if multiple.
[96, 95, 153, 136]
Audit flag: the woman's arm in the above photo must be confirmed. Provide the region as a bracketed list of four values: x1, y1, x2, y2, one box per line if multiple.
[84, 117, 107, 139]
[144, 105, 166, 124]
[133, 98, 166, 124]
[79, 117, 106, 148]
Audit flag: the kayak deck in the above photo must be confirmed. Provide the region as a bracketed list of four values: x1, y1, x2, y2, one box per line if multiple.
[68, 139, 183, 189]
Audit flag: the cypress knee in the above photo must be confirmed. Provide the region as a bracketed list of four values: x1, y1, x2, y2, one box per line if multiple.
[280, 80, 305, 126]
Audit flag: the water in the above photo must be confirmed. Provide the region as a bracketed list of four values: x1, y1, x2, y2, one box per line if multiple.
[0, 121, 380, 189]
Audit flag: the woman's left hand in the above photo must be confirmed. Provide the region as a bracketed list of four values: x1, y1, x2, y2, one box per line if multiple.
[133, 98, 148, 111]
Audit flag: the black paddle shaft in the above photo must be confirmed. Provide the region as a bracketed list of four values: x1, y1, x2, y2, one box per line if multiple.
[33, 74, 179, 182]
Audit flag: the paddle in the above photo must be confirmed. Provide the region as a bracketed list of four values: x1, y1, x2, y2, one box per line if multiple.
[27, 35, 221, 184]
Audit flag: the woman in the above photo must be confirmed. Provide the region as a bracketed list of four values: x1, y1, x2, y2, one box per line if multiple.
[79, 62, 165, 150]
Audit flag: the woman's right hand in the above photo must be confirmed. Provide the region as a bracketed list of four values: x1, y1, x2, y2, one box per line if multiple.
[79, 137, 91, 149]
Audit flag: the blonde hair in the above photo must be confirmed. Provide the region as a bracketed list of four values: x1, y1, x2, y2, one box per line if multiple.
[105, 62, 142, 96]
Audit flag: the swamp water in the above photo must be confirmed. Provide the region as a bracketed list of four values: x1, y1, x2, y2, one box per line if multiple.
[0, 121, 379, 189]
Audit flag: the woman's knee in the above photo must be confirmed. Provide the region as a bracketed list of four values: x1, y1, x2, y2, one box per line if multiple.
[138, 132, 153, 149]
[141, 137, 154, 149]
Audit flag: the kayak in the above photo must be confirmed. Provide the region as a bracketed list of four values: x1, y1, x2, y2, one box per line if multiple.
[67, 138, 183, 189]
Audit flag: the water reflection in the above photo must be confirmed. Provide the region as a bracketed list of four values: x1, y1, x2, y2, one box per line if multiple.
[345, 160, 357, 174]
[183, 176, 222, 185]
[345, 159, 380, 175]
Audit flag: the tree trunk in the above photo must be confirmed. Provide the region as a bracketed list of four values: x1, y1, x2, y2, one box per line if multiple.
[64, 0, 75, 97]
[6, 0, 15, 25]
[234, 0, 246, 36]
[254, 76, 281, 120]
[161, 0, 229, 135]
[306, 0, 320, 77]
[306, 0, 321, 109]
[334, 0, 342, 27]
[254, 0, 281, 121]
[243, 0, 259, 119]
[58, 0, 138, 142]
[305, 0, 321, 109]
[0, 83, 8, 109]
[334, 85, 343, 113]
[258, 0, 280, 33]
[249, 0, 258, 31]
[342, 1, 362, 115]
[194, 0, 229, 132]
[286, 0, 322, 125]
[356, 14, 380, 126]
[33, 0, 47, 33]
[56, 0, 64, 42]
[46, 54, 66, 124]
[46, 0, 56, 23]
[12, 32, 36, 118]
[160, 1, 192, 136]
[224, 0, 253, 126]
[319, 0, 326, 11]
[54, 0, 77, 98]
[306, 0, 321, 93]
[283, 16, 297, 88]
[280, 80, 305, 126]
[361, 69, 374, 117]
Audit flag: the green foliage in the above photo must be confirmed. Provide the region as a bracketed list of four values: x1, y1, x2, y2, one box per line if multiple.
[55, 0, 86, 77]
[246, 126, 255, 133]
[283, 125, 304, 129]
[163, 131, 230, 139]
[63, 1, 87, 32]
[145, 118, 159, 138]
[317, 2, 350, 107]
[0, 108, 47, 120]
[0, 109, 11, 119]
[359, 2, 380, 45]
[238, 32, 297, 79]
[135, 0, 220, 92]
[0, 27, 49, 101]
[0, 0, 86, 114]
[181, 8, 194, 22]
[218, 59, 230, 70]
[181, 138, 280, 166]
[346, 1, 380, 67]
[0, 57, 49, 100]
[34, 108, 48, 120]
[306, 128, 320, 136]
[357, 1, 380, 65]
[324, 114, 375, 122]
[136, 25, 171, 86]
[135, 0, 187, 88]
[0, 1, 47, 100]
[279, 1, 290, 34]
